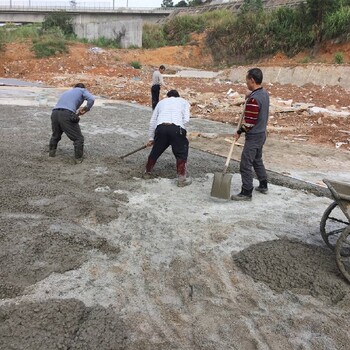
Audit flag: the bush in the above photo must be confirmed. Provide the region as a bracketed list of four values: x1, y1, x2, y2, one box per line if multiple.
[324, 6, 350, 41]
[41, 11, 75, 37]
[130, 61, 142, 69]
[205, 4, 315, 65]
[90, 36, 121, 48]
[334, 51, 344, 64]
[142, 23, 167, 48]
[163, 14, 205, 45]
[31, 28, 68, 58]
[0, 28, 5, 52]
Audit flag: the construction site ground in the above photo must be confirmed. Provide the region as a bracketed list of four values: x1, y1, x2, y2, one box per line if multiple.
[0, 40, 350, 349]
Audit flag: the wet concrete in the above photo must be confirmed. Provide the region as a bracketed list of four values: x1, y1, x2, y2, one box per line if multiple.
[1, 88, 349, 349]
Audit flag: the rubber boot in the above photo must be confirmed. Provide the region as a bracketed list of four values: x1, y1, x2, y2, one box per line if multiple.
[255, 179, 268, 194]
[49, 148, 56, 157]
[231, 187, 253, 201]
[143, 158, 156, 179]
[176, 159, 192, 187]
[74, 145, 84, 163]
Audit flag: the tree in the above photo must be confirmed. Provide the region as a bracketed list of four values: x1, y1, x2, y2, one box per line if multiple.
[161, 0, 174, 7]
[42, 12, 74, 36]
[306, 0, 341, 47]
[175, 0, 188, 7]
[188, 0, 203, 6]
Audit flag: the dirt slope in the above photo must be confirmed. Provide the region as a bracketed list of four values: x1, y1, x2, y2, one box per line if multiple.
[1, 40, 350, 151]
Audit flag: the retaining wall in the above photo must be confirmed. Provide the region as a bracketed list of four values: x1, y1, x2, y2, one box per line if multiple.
[226, 65, 350, 89]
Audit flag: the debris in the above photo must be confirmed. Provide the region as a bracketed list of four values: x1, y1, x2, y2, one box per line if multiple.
[89, 47, 104, 54]
[335, 142, 347, 149]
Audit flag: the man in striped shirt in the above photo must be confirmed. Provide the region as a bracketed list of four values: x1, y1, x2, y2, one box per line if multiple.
[144, 89, 192, 187]
[231, 68, 270, 201]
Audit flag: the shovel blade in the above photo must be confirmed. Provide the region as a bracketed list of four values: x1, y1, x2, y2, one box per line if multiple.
[210, 172, 233, 200]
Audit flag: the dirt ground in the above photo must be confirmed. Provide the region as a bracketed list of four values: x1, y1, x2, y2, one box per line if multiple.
[1, 40, 350, 150]
[0, 40, 350, 349]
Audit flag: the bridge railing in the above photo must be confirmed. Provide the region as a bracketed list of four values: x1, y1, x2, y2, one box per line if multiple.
[0, 1, 178, 12]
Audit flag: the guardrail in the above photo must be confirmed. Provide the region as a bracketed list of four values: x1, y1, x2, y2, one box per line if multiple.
[0, 5, 175, 12]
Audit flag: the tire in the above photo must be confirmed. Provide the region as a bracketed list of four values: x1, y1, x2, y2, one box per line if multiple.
[320, 201, 349, 250]
[335, 226, 350, 283]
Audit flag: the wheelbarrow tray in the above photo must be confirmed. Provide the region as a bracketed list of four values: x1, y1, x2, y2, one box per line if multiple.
[323, 179, 350, 221]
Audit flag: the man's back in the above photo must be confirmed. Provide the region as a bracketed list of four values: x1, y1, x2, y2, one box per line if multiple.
[55, 87, 94, 113]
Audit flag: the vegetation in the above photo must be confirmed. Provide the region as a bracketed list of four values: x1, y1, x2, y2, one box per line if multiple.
[1, 1, 350, 65]
[142, 23, 167, 48]
[130, 61, 142, 69]
[31, 27, 68, 58]
[89, 36, 121, 48]
[161, 0, 202, 7]
[41, 12, 75, 37]
[334, 52, 344, 64]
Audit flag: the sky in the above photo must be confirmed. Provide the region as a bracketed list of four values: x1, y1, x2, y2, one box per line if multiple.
[5, 0, 183, 8]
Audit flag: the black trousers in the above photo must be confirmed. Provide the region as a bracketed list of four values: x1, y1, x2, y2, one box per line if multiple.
[151, 84, 161, 110]
[49, 109, 84, 159]
[149, 124, 189, 162]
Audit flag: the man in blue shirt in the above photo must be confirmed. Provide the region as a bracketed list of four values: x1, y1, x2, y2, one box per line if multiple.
[49, 83, 95, 163]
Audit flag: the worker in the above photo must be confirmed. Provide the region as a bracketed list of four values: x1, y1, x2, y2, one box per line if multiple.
[151, 65, 167, 110]
[48, 83, 95, 164]
[144, 89, 192, 187]
[231, 68, 270, 201]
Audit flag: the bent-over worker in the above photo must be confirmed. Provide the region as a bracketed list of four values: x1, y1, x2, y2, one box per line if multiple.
[144, 89, 192, 187]
[48, 83, 95, 163]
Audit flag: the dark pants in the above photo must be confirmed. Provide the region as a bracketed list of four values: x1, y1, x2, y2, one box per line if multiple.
[146, 124, 189, 173]
[151, 84, 161, 110]
[49, 109, 84, 159]
[240, 132, 267, 191]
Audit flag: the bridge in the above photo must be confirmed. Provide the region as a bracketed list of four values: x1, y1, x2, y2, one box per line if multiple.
[0, 6, 173, 25]
[0, 1, 306, 48]
[0, 5, 175, 48]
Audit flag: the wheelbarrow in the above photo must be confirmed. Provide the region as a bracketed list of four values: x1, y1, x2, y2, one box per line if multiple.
[320, 179, 350, 282]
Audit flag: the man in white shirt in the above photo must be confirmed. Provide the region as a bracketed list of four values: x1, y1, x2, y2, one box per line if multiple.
[151, 65, 167, 110]
[144, 90, 192, 187]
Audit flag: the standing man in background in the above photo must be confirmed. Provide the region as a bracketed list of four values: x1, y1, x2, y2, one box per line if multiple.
[231, 68, 270, 201]
[151, 65, 167, 110]
[49, 83, 95, 164]
[144, 89, 192, 187]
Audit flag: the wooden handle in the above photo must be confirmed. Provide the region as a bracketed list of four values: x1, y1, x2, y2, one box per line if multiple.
[224, 139, 236, 169]
[120, 145, 147, 159]
[222, 99, 247, 172]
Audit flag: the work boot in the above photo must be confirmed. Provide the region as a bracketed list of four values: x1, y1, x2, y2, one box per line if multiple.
[231, 188, 252, 201]
[142, 172, 154, 180]
[255, 180, 268, 194]
[145, 157, 156, 173]
[75, 157, 84, 164]
[177, 176, 192, 187]
[49, 149, 56, 157]
[176, 159, 192, 187]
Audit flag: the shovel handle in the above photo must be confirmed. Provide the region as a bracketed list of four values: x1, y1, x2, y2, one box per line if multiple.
[120, 145, 147, 159]
[223, 99, 247, 172]
[224, 139, 236, 169]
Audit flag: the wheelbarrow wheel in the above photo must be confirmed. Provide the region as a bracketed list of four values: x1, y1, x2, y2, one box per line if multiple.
[335, 226, 350, 283]
[320, 201, 350, 250]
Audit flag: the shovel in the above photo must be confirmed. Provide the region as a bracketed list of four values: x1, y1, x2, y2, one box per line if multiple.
[210, 99, 246, 199]
[120, 144, 147, 159]
[210, 140, 237, 199]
